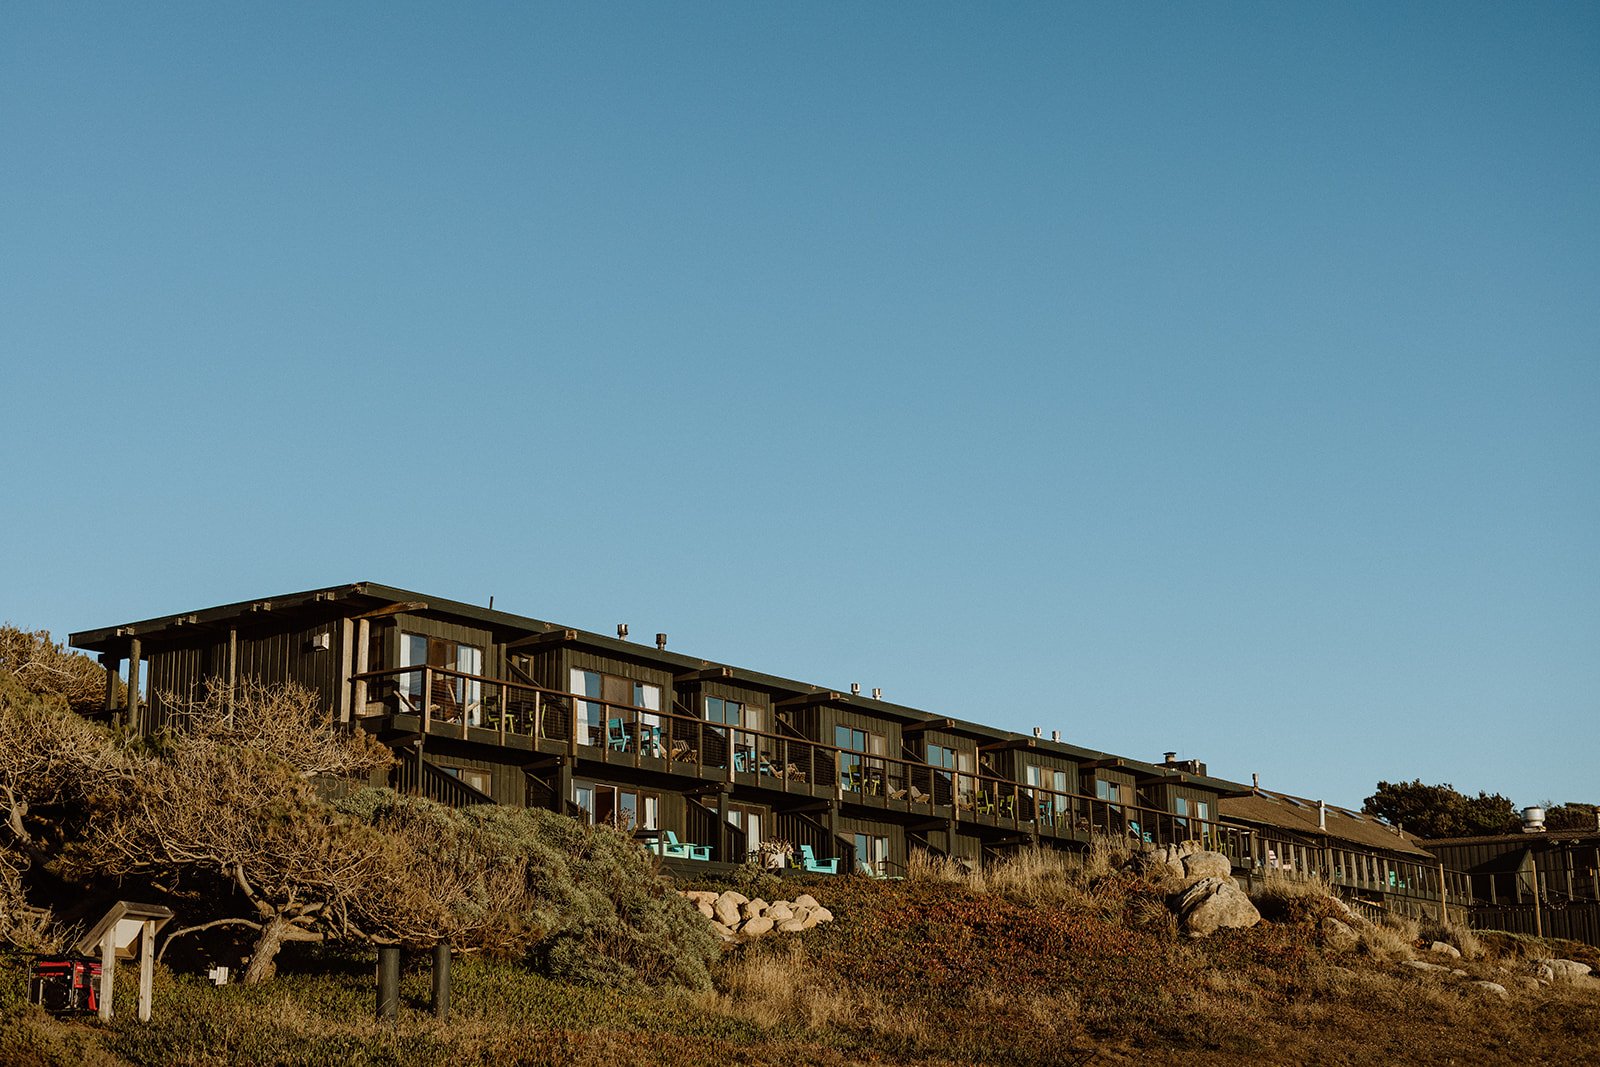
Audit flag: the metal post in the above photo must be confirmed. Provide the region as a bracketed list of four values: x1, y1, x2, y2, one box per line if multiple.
[377, 944, 400, 1021]
[431, 943, 451, 1020]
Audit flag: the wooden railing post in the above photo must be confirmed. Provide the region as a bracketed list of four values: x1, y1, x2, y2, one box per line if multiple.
[421, 667, 433, 732]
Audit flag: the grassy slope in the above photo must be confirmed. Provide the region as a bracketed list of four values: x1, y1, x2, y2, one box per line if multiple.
[3, 871, 1598, 1067]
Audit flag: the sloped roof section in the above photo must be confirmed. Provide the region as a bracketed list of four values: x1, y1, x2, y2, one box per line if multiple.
[1219, 790, 1434, 858]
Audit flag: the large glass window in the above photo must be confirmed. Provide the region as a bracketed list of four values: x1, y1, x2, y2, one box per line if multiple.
[835, 726, 884, 793]
[571, 669, 661, 749]
[854, 833, 889, 876]
[728, 803, 764, 859]
[400, 632, 484, 724]
[926, 743, 974, 806]
[573, 780, 659, 831]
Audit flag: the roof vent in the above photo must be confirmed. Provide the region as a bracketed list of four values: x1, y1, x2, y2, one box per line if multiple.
[617, 624, 629, 640]
[850, 683, 861, 696]
[1051, 730, 1060, 742]
[1163, 751, 1178, 764]
[871, 687, 882, 700]
[1032, 727, 1042, 738]
[655, 632, 667, 650]
[1521, 806, 1547, 833]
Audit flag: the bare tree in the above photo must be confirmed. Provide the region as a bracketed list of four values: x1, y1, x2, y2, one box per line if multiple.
[71, 682, 396, 984]
[0, 625, 108, 716]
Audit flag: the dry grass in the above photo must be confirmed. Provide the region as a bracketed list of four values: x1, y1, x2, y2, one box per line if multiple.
[1419, 916, 1486, 960]
[699, 942, 936, 1045]
[1250, 869, 1339, 924]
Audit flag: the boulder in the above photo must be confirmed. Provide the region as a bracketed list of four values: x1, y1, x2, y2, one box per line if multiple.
[1473, 981, 1509, 998]
[1428, 941, 1462, 959]
[740, 900, 768, 922]
[1514, 976, 1543, 992]
[713, 893, 743, 927]
[1402, 960, 1451, 973]
[777, 918, 808, 933]
[767, 902, 795, 923]
[1180, 850, 1233, 881]
[1127, 845, 1186, 882]
[1174, 877, 1260, 938]
[710, 922, 737, 942]
[793, 894, 819, 910]
[1320, 917, 1359, 953]
[695, 901, 715, 919]
[740, 916, 774, 938]
[812, 906, 834, 924]
[1535, 958, 1593, 983]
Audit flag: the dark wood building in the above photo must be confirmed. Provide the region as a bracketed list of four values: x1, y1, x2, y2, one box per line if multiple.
[64, 581, 1442, 905]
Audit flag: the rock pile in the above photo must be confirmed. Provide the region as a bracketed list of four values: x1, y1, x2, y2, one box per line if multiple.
[680, 889, 834, 942]
[1127, 842, 1262, 938]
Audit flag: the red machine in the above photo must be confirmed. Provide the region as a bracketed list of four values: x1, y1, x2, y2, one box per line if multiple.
[28, 957, 102, 1014]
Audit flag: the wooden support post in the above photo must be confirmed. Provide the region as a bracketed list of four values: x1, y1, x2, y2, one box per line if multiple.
[716, 789, 730, 862]
[226, 628, 238, 722]
[126, 638, 142, 735]
[1531, 856, 1543, 939]
[377, 945, 400, 1021]
[101, 655, 119, 720]
[1438, 862, 1449, 926]
[138, 920, 155, 1022]
[354, 618, 370, 718]
[432, 943, 451, 1020]
[98, 932, 116, 1021]
[554, 757, 571, 816]
[338, 619, 354, 724]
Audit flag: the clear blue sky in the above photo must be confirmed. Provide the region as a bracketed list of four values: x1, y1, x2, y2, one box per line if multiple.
[3, 4, 1595, 811]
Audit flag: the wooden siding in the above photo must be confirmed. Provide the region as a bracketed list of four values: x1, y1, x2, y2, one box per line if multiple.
[145, 617, 346, 729]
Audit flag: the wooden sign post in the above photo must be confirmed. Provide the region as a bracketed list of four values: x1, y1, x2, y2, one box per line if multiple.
[74, 901, 174, 1022]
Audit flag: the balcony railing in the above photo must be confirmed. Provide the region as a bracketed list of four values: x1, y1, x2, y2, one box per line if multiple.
[352, 666, 1472, 891]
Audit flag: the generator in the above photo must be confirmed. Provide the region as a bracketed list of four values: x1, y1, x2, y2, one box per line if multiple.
[28, 957, 102, 1014]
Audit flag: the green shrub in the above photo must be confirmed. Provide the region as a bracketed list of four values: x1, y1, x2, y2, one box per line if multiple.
[340, 790, 718, 990]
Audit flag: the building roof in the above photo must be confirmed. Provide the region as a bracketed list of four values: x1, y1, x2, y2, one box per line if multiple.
[1425, 829, 1600, 848]
[1219, 789, 1435, 858]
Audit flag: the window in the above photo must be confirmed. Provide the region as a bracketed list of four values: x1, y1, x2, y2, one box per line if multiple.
[441, 766, 492, 795]
[728, 803, 764, 859]
[854, 833, 889, 877]
[1025, 766, 1072, 821]
[400, 632, 484, 724]
[707, 696, 765, 770]
[835, 726, 885, 793]
[1095, 778, 1130, 810]
[573, 781, 659, 831]
[571, 669, 661, 748]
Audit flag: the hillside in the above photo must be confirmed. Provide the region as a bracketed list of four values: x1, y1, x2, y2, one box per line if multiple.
[5, 850, 1599, 1067]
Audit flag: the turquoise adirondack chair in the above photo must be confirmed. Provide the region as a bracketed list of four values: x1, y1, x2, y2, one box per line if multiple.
[659, 830, 711, 861]
[799, 844, 839, 874]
